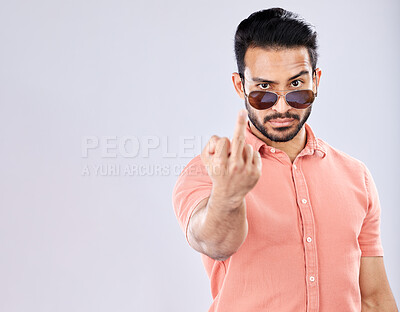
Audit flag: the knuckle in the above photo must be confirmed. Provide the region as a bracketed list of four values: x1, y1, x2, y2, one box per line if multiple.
[246, 145, 253, 155]
[214, 144, 224, 154]
[229, 161, 244, 172]
[214, 155, 227, 166]
[253, 167, 262, 178]
[245, 165, 253, 175]
[207, 135, 219, 147]
[216, 138, 230, 150]
[236, 137, 245, 144]
[253, 167, 260, 176]
[218, 138, 227, 145]
[203, 145, 212, 155]
[220, 137, 230, 145]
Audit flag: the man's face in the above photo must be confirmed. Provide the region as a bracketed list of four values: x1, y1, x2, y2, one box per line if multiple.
[236, 46, 320, 143]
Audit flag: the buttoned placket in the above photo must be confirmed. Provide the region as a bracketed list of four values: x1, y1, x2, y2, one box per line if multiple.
[266, 146, 320, 312]
[292, 148, 319, 312]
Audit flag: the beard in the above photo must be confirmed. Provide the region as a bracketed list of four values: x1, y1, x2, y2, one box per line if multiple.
[245, 99, 312, 143]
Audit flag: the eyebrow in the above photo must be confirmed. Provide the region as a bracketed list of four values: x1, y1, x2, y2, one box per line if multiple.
[251, 70, 310, 84]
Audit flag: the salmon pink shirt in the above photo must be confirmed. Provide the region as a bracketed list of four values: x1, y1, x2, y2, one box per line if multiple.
[172, 121, 384, 312]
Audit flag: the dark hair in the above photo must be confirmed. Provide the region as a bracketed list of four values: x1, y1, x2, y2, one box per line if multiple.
[234, 8, 319, 75]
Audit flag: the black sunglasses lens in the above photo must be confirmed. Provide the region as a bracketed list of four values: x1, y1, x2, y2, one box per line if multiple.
[286, 90, 315, 109]
[248, 91, 277, 110]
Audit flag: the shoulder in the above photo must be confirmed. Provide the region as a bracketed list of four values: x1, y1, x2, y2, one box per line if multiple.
[177, 154, 206, 177]
[173, 154, 211, 194]
[316, 137, 367, 173]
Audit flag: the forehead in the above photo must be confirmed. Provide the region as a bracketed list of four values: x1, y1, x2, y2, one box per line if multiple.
[244, 46, 312, 79]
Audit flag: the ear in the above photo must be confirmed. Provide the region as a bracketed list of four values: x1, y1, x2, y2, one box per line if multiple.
[232, 72, 245, 100]
[313, 68, 322, 94]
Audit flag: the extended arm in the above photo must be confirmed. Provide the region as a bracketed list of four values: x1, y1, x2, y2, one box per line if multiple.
[187, 110, 262, 261]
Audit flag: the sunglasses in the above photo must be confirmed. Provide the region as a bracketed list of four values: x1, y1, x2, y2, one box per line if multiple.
[239, 71, 318, 110]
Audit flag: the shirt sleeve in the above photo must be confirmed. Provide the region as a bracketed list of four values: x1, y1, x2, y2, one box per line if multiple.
[358, 163, 384, 257]
[172, 155, 213, 248]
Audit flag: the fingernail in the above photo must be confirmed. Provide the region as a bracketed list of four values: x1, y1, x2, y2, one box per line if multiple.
[239, 110, 247, 117]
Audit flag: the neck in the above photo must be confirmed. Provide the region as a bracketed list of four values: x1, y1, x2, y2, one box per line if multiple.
[249, 122, 307, 163]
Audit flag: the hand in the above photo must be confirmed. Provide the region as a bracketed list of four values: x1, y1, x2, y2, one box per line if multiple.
[200, 109, 262, 206]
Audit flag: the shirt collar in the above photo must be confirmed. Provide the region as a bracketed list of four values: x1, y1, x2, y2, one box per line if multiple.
[244, 120, 327, 158]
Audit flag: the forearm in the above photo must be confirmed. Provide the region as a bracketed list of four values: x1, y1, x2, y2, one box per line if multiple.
[190, 188, 248, 261]
[361, 294, 398, 312]
[188, 110, 260, 261]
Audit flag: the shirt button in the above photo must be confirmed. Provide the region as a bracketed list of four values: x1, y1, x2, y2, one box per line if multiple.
[306, 237, 312, 243]
[293, 164, 297, 169]
[302, 198, 307, 204]
[309, 276, 315, 282]
[270, 148, 275, 153]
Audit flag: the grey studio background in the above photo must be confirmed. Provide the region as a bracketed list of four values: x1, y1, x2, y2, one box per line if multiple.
[0, 0, 399, 311]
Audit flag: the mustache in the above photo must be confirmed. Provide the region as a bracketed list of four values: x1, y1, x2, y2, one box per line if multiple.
[264, 113, 300, 123]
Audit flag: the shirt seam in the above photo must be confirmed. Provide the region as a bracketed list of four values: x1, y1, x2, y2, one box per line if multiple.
[363, 162, 370, 214]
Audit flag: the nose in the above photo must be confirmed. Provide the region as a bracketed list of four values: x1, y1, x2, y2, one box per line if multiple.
[272, 93, 292, 113]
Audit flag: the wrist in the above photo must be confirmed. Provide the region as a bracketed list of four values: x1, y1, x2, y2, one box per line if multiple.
[209, 186, 245, 210]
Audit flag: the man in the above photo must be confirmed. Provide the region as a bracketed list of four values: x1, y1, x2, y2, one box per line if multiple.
[172, 7, 398, 312]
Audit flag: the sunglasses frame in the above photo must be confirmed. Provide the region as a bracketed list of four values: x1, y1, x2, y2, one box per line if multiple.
[239, 70, 318, 110]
